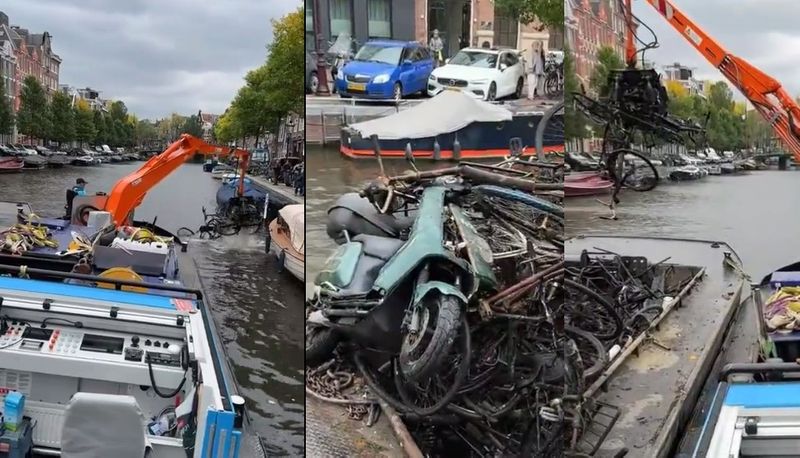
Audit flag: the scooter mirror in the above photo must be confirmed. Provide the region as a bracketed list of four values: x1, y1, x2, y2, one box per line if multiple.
[369, 134, 386, 176]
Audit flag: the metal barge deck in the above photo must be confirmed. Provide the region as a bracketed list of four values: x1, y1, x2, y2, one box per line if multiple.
[566, 236, 749, 457]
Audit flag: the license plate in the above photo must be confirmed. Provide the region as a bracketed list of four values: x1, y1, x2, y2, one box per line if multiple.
[347, 82, 366, 91]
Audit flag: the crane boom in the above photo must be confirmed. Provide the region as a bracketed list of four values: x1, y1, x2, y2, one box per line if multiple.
[103, 134, 250, 225]
[630, 0, 800, 160]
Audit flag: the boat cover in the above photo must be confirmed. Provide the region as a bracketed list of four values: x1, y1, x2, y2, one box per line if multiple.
[279, 204, 305, 255]
[347, 90, 513, 140]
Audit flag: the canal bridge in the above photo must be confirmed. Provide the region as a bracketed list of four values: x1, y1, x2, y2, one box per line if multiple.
[751, 152, 793, 170]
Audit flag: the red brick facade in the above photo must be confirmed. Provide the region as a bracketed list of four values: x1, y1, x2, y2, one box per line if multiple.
[567, 0, 626, 90]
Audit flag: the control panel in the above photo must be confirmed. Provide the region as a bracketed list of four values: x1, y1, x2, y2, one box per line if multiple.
[0, 321, 186, 387]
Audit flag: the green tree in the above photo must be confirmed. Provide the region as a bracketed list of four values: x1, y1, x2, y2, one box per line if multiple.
[104, 114, 117, 146]
[179, 114, 203, 137]
[493, 0, 563, 28]
[74, 101, 96, 146]
[589, 47, 624, 97]
[17, 76, 51, 141]
[93, 110, 106, 145]
[109, 101, 128, 122]
[135, 119, 158, 147]
[564, 46, 588, 141]
[49, 91, 76, 145]
[0, 82, 13, 136]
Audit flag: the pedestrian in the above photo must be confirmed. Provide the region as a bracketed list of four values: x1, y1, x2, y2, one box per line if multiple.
[294, 164, 305, 196]
[430, 29, 444, 66]
[528, 41, 545, 100]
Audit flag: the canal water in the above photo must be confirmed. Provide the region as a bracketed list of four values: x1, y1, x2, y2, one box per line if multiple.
[0, 162, 304, 456]
[567, 170, 800, 280]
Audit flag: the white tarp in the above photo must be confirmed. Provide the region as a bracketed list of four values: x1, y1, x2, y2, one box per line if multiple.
[279, 204, 305, 255]
[348, 90, 514, 140]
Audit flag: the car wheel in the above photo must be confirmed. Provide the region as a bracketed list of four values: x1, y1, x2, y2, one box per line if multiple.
[515, 77, 524, 99]
[393, 83, 402, 102]
[487, 82, 497, 101]
[310, 71, 319, 94]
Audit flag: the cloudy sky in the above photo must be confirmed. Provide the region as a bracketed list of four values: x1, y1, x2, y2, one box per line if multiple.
[636, 0, 800, 99]
[3, 0, 299, 120]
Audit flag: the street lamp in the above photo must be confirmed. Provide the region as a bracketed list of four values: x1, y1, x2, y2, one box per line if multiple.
[313, 0, 331, 96]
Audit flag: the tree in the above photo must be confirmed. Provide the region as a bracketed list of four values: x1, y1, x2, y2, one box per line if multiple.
[589, 47, 624, 97]
[109, 100, 128, 122]
[93, 110, 106, 145]
[179, 114, 203, 137]
[564, 46, 587, 141]
[493, 0, 563, 28]
[0, 82, 13, 136]
[17, 76, 51, 141]
[49, 91, 76, 145]
[74, 101, 96, 146]
[135, 119, 158, 147]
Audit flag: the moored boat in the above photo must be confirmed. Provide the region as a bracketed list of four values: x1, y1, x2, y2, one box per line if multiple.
[22, 155, 48, 169]
[266, 204, 304, 282]
[564, 172, 614, 197]
[340, 90, 564, 160]
[0, 157, 24, 172]
[46, 155, 69, 168]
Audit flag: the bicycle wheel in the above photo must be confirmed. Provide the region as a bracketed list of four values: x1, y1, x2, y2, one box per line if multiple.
[534, 100, 564, 160]
[605, 149, 659, 192]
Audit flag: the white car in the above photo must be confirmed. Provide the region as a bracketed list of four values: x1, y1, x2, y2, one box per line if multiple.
[427, 47, 525, 101]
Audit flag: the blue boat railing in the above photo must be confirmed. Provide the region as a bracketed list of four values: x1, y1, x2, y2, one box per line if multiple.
[200, 409, 242, 457]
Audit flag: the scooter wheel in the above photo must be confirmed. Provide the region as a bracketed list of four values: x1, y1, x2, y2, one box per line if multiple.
[398, 293, 463, 382]
[306, 324, 340, 368]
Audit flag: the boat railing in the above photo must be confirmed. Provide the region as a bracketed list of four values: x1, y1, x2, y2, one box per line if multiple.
[0, 263, 203, 299]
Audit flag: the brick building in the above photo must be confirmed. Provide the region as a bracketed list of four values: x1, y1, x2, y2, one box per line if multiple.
[307, 0, 560, 62]
[0, 11, 61, 142]
[567, 0, 626, 90]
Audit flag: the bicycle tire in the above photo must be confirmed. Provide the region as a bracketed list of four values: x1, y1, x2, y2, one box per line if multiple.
[563, 278, 622, 343]
[534, 100, 564, 161]
[605, 149, 659, 192]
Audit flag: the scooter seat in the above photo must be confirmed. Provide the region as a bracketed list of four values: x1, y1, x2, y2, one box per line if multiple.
[353, 234, 405, 261]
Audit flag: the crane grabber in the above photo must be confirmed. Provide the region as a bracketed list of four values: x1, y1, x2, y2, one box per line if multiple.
[624, 0, 800, 159]
[102, 135, 251, 225]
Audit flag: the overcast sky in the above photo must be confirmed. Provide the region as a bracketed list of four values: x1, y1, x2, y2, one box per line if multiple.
[3, 0, 299, 120]
[636, 0, 799, 99]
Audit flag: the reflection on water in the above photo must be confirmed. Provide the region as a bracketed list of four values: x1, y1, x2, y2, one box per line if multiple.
[567, 170, 800, 279]
[0, 163, 304, 456]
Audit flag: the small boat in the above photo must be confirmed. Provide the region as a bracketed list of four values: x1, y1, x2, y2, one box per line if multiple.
[22, 155, 47, 169]
[340, 91, 564, 160]
[267, 204, 304, 282]
[0, 157, 24, 172]
[46, 155, 69, 168]
[705, 164, 722, 175]
[71, 155, 95, 166]
[215, 178, 266, 209]
[669, 165, 702, 181]
[203, 158, 219, 172]
[564, 172, 614, 197]
[211, 164, 234, 179]
[720, 162, 736, 174]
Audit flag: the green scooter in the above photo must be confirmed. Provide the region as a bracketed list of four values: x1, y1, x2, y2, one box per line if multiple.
[306, 141, 497, 381]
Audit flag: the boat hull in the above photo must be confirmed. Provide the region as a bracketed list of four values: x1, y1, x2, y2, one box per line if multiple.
[565, 173, 614, 197]
[0, 158, 24, 173]
[268, 219, 304, 282]
[340, 112, 565, 160]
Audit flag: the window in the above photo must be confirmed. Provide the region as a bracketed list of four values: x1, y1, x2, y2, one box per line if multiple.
[368, 0, 391, 38]
[493, 7, 518, 48]
[329, 0, 353, 40]
[504, 52, 519, 67]
[305, 0, 315, 51]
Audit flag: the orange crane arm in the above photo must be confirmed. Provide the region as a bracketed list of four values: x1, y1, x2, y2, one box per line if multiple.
[631, 0, 800, 160]
[103, 134, 251, 225]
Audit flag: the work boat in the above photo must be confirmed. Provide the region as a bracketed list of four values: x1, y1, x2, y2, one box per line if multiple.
[0, 134, 265, 457]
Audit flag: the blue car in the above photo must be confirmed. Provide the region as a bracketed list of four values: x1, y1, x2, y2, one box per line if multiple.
[335, 40, 435, 100]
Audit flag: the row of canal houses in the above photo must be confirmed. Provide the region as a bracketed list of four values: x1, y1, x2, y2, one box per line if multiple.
[0, 10, 62, 143]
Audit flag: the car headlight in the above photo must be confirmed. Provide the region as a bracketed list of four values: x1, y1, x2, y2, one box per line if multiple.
[470, 79, 489, 84]
[373, 74, 391, 84]
[428, 74, 436, 81]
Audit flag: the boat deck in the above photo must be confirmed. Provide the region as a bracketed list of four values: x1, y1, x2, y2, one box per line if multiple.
[306, 397, 403, 457]
[566, 236, 748, 457]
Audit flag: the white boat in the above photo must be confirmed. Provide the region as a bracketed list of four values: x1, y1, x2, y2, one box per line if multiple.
[211, 165, 235, 179]
[705, 164, 722, 175]
[267, 204, 304, 282]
